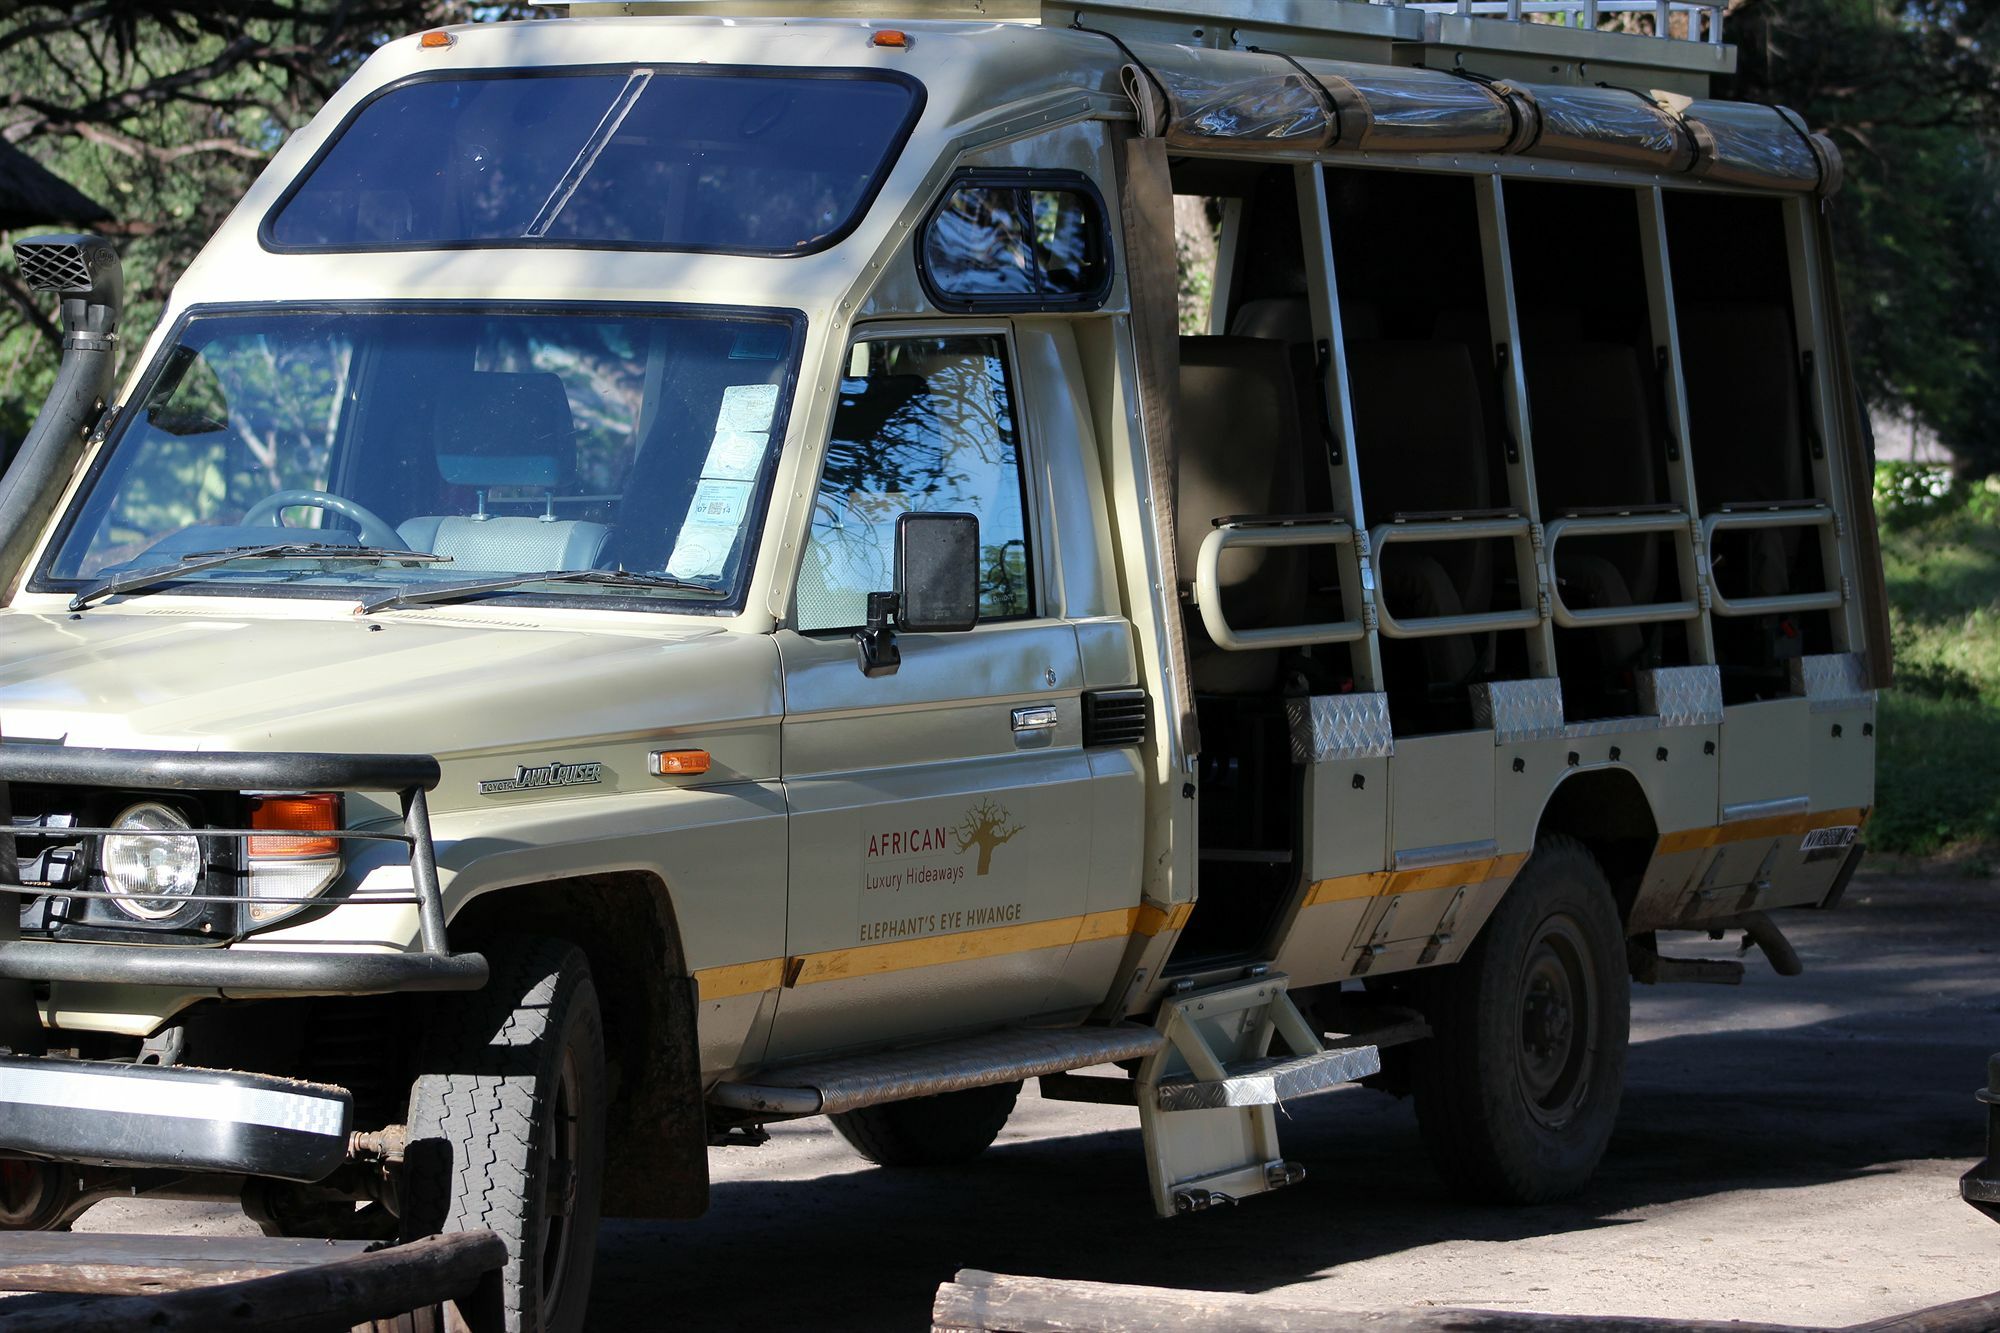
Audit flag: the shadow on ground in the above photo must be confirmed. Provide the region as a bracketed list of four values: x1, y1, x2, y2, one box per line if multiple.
[594, 876, 2000, 1331]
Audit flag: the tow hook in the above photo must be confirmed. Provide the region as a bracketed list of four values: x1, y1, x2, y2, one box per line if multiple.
[349, 1125, 408, 1165]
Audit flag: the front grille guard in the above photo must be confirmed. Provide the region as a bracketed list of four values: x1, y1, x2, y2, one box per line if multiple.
[0, 747, 486, 995]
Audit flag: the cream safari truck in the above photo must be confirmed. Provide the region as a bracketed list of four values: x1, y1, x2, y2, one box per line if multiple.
[0, 0, 1890, 1327]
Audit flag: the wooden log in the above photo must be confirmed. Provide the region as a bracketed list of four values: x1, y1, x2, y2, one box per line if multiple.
[1845, 1291, 2000, 1333]
[0, 1233, 379, 1295]
[932, 1269, 1807, 1333]
[0, 1231, 505, 1333]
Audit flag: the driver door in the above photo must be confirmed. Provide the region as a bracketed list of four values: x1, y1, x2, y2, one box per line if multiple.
[769, 328, 1098, 1061]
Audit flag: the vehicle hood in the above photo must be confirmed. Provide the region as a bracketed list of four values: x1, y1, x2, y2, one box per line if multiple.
[0, 606, 782, 794]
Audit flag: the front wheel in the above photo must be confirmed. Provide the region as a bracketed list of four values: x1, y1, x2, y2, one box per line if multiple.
[1410, 836, 1630, 1203]
[402, 937, 606, 1333]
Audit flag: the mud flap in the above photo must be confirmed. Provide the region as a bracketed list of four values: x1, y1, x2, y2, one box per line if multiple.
[1136, 973, 1379, 1218]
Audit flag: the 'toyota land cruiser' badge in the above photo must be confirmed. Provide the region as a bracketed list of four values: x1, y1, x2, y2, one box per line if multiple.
[478, 760, 605, 796]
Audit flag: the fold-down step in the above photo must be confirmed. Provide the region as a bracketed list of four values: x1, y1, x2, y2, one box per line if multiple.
[1155, 1045, 1382, 1112]
[708, 1025, 1166, 1117]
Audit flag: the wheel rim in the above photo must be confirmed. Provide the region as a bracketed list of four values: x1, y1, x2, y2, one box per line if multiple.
[1515, 912, 1598, 1130]
[537, 1043, 583, 1322]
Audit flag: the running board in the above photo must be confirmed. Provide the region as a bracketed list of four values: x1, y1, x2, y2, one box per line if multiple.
[1138, 973, 1380, 1218]
[707, 1025, 1166, 1117]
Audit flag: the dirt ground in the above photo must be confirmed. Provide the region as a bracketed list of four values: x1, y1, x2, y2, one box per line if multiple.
[40, 871, 2000, 1329]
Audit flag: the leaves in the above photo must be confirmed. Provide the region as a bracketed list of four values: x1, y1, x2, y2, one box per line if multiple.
[0, 3, 544, 450]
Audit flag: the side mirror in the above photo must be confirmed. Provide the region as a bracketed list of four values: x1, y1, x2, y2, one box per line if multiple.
[856, 512, 980, 677]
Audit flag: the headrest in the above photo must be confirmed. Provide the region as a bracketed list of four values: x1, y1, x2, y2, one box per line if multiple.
[435, 371, 576, 488]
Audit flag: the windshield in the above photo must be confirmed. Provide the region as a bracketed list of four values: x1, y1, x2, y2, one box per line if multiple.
[40, 306, 802, 610]
[264, 67, 922, 255]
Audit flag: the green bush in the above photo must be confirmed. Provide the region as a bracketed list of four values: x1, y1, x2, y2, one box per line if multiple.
[1870, 471, 2000, 855]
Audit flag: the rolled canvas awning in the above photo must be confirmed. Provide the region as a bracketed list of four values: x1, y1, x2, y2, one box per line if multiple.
[1120, 43, 1840, 195]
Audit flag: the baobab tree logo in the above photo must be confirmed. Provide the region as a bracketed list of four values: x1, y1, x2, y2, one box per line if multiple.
[955, 799, 1024, 876]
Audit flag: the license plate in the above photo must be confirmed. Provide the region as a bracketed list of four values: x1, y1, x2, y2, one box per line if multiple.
[1800, 825, 1858, 853]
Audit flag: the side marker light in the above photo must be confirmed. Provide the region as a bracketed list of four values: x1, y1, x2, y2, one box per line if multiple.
[650, 750, 712, 777]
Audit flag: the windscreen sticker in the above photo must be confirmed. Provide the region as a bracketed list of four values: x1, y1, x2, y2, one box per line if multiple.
[666, 478, 755, 579]
[699, 428, 769, 482]
[717, 383, 779, 434]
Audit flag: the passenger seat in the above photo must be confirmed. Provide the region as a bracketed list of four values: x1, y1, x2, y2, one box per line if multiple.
[1347, 340, 1494, 691]
[398, 371, 610, 573]
[1177, 336, 1309, 694]
[1525, 343, 1665, 674]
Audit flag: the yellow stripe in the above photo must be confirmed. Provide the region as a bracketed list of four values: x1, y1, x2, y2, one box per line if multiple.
[1305, 852, 1528, 908]
[1133, 901, 1194, 937]
[694, 957, 787, 1002]
[694, 900, 1200, 1000]
[791, 914, 1085, 987]
[1656, 805, 1868, 857]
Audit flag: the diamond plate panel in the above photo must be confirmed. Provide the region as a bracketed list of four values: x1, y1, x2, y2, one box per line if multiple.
[1636, 665, 1723, 729]
[1790, 652, 1872, 714]
[1286, 692, 1393, 762]
[1154, 1045, 1383, 1112]
[1470, 678, 1564, 744]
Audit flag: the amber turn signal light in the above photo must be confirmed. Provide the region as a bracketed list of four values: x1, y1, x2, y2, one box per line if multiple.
[649, 750, 711, 777]
[248, 793, 343, 857]
[419, 30, 454, 49]
[870, 30, 909, 48]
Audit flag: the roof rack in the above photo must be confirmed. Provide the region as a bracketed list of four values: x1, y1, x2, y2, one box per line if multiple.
[1384, 0, 1724, 46]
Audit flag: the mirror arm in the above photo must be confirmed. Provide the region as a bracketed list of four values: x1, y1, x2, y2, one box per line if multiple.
[856, 590, 902, 677]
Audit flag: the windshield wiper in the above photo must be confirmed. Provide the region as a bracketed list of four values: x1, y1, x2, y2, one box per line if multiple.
[358, 567, 721, 615]
[68, 543, 451, 612]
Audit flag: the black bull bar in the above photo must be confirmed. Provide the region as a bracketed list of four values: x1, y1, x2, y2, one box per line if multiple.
[0, 746, 486, 996]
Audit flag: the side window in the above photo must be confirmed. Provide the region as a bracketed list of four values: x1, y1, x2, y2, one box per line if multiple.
[918, 171, 1110, 313]
[796, 333, 1032, 632]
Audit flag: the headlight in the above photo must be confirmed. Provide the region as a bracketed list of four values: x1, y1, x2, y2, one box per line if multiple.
[100, 802, 203, 919]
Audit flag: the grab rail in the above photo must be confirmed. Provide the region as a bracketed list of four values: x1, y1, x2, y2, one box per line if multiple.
[1542, 511, 1702, 630]
[1194, 518, 1367, 651]
[1700, 506, 1844, 618]
[1369, 516, 1543, 641]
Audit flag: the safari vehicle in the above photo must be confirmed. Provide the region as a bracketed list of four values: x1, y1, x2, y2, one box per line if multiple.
[0, 0, 1888, 1327]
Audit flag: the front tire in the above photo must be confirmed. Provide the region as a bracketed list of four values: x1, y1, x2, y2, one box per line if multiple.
[1410, 836, 1630, 1203]
[403, 937, 606, 1333]
[830, 1080, 1021, 1167]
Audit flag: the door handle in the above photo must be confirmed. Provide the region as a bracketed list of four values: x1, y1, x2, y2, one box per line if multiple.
[1011, 705, 1059, 733]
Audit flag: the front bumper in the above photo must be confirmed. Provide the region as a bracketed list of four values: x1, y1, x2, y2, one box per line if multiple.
[0, 1054, 353, 1181]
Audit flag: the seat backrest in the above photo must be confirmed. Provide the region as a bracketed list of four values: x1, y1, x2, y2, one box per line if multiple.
[1525, 342, 1661, 600]
[1347, 340, 1493, 613]
[397, 369, 609, 573]
[1678, 301, 1806, 508]
[1176, 336, 1308, 691]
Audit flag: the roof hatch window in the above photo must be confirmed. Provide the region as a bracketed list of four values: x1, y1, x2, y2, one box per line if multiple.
[263, 66, 923, 255]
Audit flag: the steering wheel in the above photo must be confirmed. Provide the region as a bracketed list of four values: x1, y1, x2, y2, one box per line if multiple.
[242, 490, 404, 550]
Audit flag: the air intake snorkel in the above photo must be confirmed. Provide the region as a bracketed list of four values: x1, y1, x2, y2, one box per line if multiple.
[0, 234, 122, 589]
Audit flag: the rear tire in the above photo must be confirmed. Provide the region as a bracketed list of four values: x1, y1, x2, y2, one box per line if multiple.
[402, 937, 605, 1333]
[1410, 836, 1629, 1203]
[830, 1080, 1021, 1167]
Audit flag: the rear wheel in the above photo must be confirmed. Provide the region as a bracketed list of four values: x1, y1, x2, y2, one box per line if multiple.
[0, 1160, 71, 1231]
[830, 1080, 1021, 1167]
[402, 937, 605, 1333]
[1410, 836, 1629, 1203]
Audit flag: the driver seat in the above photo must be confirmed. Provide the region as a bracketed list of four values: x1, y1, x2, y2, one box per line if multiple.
[397, 371, 609, 572]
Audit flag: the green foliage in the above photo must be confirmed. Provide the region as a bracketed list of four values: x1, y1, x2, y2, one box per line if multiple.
[1871, 468, 2000, 854]
[0, 3, 542, 451]
[1729, 0, 2000, 476]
